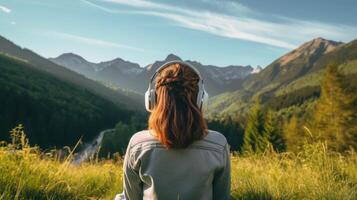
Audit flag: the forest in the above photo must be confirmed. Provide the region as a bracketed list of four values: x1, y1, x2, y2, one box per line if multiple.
[0, 53, 141, 148]
[100, 62, 357, 157]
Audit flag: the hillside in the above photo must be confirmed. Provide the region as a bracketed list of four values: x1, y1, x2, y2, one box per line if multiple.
[207, 38, 357, 118]
[0, 36, 143, 110]
[0, 53, 138, 148]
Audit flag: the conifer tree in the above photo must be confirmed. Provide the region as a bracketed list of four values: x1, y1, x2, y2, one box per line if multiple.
[313, 63, 357, 151]
[243, 100, 265, 153]
[263, 110, 284, 151]
[284, 115, 302, 152]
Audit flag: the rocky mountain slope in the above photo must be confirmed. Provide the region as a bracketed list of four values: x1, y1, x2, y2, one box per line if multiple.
[207, 38, 357, 118]
[243, 38, 344, 91]
[50, 53, 255, 96]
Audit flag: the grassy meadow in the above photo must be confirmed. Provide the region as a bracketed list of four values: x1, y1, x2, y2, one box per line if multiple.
[0, 125, 356, 200]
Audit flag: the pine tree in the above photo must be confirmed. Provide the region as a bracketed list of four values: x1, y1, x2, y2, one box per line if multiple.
[284, 115, 302, 152]
[263, 110, 284, 152]
[313, 63, 357, 151]
[243, 100, 265, 153]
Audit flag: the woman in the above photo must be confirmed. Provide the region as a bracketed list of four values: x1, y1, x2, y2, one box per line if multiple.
[117, 60, 230, 200]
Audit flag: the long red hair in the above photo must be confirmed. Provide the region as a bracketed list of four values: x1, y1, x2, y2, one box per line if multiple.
[148, 63, 208, 148]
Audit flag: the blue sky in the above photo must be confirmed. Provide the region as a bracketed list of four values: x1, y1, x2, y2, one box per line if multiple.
[0, 0, 357, 67]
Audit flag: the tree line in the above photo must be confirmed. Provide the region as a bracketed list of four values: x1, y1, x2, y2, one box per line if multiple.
[241, 62, 356, 153]
[101, 62, 356, 156]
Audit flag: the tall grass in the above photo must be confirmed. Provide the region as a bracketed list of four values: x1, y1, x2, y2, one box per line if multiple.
[231, 144, 357, 199]
[0, 125, 123, 200]
[0, 125, 356, 200]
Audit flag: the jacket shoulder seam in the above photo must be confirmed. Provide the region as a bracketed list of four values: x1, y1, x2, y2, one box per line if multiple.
[202, 138, 226, 147]
[130, 139, 160, 148]
[130, 144, 224, 154]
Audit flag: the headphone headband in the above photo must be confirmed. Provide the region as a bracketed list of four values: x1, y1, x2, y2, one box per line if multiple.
[149, 60, 203, 86]
[145, 60, 208, 112]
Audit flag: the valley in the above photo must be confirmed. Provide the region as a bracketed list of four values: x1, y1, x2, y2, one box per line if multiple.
[1, 35, 356, 154]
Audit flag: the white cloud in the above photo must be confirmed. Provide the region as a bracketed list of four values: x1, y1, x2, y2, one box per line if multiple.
[81, 0, 117, 13]
[50, 32, 145, 52]
[134, 10, 297, 49]
[83, 0, 357, 49]
[199, 0, 252, 15]
[103, 0, 175, 11]
[0, 4, 11, 13]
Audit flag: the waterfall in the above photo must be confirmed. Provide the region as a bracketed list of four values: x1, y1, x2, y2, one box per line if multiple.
[72, 129, 115, 165]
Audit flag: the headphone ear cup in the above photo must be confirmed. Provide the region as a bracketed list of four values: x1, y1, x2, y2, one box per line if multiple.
[196, 89, 203, 109]
[196, 83, 208, 111]
[145, 85, 157, 112]
[201, 90, 209, 113]
[202, 90, 209, 107]
[150, 89, 156, 110]
[144, 88, 151, 112]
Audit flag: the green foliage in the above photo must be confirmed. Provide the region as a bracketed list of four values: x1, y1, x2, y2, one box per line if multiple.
[207, 117, 244, 151]
[243, 102, 285, 154]
[100, 114, 147, 157]
[266, 86, 320, 110]
[0, 53, 139, 148]
[262, 110, 274, 146]
[312, 63, 357, 151]
[263, 110, 285, 152]
[243, 100, 266, 153]
[206, 90, 253, 119]
[283, 115, 305, 152]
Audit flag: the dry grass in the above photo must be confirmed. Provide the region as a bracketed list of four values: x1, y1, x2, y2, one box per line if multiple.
[1, 125, 356, 200]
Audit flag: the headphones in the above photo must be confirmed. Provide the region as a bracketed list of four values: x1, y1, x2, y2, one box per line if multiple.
[145, 60, 209, 112]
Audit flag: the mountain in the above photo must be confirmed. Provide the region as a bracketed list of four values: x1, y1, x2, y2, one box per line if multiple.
[0, 36, 143, 110]
[251, 66, 262, 74]
[50, 54, 145, 92]
[207, 38, 357, 118]
[0, 53, 139, 148]
[243, 38, 344, 91]
[51, 53, 98, 78]
[186, 60, 253, 95]
[0, 35, 150, 149]
[50, 53, 254, 96]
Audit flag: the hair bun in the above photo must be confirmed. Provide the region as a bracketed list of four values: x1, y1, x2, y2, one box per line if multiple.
[158, 77, 182, 89]
[155, 64, 200, 94]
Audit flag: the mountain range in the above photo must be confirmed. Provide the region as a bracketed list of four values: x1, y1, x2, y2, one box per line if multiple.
[50, 53, 259, 96]
[49, 37, 357, 119]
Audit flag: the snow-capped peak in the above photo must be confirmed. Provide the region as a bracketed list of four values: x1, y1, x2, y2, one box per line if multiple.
[251, 66, 262, 74]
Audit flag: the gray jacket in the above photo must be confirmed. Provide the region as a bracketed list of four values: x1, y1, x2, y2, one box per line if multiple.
[121, 129, 231, 200]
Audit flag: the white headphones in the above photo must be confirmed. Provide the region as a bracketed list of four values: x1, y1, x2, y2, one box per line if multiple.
[145, 60, 209, 112]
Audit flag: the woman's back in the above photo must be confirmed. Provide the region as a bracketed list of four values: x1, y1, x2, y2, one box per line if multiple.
[118, 61, 231, 199]
[123, 129, 230, 200]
